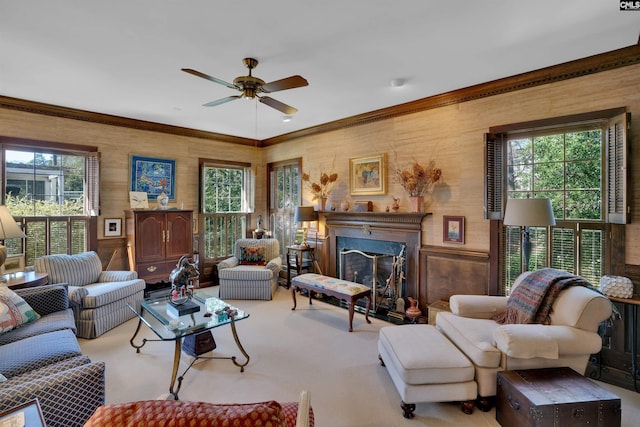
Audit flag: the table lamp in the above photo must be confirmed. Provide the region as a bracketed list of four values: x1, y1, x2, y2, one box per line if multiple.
[294, 206, 318, 247]
[0, 205, 26, 271]
[503, 198, 556, 271]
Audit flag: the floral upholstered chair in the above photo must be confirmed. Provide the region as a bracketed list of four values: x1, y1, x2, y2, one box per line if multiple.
[217, 238, 282, 300]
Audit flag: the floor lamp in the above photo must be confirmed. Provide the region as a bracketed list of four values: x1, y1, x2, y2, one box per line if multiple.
[503, 198, 556, 271]
[0, 205, 26, 274]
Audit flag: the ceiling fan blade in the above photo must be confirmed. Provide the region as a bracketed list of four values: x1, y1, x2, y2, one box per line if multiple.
[261, 75, 308, 93]
[259, 96, 298, 114]
[203, 95, 241, 107]
[182, 68, 237, 89]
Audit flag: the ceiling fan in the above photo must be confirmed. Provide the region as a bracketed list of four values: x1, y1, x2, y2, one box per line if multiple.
[182, 58, 308, 114]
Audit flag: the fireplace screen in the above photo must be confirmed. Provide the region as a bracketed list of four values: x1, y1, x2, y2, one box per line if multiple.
[339, 246, 405, 315]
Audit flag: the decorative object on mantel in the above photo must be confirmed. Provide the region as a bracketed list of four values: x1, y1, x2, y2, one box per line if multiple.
[391, 197, 400, 212]
[393, 160, 442, 212]
[353, 201, 373, 212]
[302, 170, 338, 211]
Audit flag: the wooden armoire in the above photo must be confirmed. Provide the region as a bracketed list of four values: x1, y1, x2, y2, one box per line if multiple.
[125, 210, 193, 285]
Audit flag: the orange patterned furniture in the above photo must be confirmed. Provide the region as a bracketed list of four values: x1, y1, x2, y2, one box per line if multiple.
[84, 396, 314, 427]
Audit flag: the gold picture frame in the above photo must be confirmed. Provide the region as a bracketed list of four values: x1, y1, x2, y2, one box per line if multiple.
[349, 154, 386, 196]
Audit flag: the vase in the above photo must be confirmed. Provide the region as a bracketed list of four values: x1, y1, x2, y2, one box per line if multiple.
[318, 197, 327, 211]
[409, 196, 424, 213]
[405, 297, 421, 322]
[157, 192, 169, 210]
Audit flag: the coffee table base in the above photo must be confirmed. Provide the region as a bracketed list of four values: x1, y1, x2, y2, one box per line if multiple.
[129, 314, 250, 400]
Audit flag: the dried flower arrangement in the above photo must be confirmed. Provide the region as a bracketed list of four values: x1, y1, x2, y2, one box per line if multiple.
[394, 160, 442, 197]
[302, 171, 338, 200]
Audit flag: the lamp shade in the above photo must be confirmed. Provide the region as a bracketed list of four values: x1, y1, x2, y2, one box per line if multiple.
[503, 198, 556, 227]
[294, 206, 318, 223]
[0, 206, 25, 239]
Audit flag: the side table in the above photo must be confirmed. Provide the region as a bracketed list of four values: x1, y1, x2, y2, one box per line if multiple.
[3, 271, 49, 290]
[286, 245, 315, 288]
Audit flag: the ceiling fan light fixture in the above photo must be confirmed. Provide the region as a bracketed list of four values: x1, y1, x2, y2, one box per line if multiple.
[282, 115, 293, 123]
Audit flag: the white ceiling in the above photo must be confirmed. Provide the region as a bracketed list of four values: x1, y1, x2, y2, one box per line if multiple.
[1, 1, 638, 140]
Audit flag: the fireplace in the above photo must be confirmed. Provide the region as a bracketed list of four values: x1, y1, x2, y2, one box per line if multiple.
[323, 211, 428, 317]
[338, 240, 406, 315]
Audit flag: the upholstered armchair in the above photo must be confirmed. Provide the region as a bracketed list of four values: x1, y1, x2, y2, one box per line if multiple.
[217, 238, 282, 300]
[34, 251, 146, 339]
[435, 270, 613, 407]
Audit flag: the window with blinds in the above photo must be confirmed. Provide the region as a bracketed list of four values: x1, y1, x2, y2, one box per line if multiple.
[200, 159, 253, 260]
[486, 109, 629, 293]
[0, 140, 99, 262]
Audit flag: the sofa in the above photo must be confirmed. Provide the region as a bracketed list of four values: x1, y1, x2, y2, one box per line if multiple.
[218, 238, 282, 300]
[34, 251, 146, 338]
[435, 269, 613, 407]
[0, 284, 105, 427]
[84, 390, 314, 427]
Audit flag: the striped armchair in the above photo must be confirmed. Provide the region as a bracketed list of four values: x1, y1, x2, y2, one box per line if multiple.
[218, 238, 282, 300]
[34, 251, 145, 339]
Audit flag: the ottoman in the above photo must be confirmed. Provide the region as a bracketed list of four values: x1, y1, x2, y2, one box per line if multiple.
[378, 324, 477, 418]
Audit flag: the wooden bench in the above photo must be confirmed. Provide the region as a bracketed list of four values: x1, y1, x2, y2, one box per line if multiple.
[291, 273, 372, 332]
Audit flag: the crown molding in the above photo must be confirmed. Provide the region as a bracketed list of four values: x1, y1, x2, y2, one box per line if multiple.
[2, 43, 639, 147]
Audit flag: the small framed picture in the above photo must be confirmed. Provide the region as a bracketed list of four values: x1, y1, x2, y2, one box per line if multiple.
[129, 191, 149, 209]
[0, 399, 46, 427]
[443, 215, 465, 244]
[104, 218, 122, 237]
[1, 254, 25, 274]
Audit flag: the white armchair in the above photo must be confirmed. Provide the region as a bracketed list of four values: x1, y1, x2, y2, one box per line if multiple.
[435, 270, 613, 408]
[217, 238, 282, 300]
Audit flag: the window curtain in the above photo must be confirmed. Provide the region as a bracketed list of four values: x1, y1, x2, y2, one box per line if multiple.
[243, 166, 255, 213]
[86, 152, 100, 216]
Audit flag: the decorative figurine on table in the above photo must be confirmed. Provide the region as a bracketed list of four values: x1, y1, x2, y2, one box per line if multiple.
[392, 197, 400, 212]
[169, 255, 199, 305]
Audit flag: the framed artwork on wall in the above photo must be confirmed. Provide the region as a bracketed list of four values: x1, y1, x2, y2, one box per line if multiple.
[349, 154, 386, 196]
[443, 215, 465, 244]
[130, 155, 176, 201]
[104, 218, 122, 237]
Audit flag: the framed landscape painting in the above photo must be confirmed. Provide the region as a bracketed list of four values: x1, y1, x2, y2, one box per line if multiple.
[349, 154, 386, 196]
[130, 155, 176, 201]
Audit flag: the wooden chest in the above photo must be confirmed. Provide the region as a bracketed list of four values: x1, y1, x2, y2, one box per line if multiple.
[496, 367, 621, 427]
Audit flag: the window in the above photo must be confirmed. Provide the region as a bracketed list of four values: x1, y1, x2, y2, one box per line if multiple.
[1, 139, 99, 265]
[268, 159, 301, 254]
[486, 109, 629, 293]
[200, 159, 254, 260]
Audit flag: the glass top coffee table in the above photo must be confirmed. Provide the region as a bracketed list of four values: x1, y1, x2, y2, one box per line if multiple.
[127, 290, 250, 399]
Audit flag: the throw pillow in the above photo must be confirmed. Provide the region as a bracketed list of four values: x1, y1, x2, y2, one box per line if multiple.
[239, 246, 267, 266]
[0, 285, 40, 334]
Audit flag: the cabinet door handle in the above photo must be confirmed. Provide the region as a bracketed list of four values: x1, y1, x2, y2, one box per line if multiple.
[146, 265, 157, 272]
[162, 230, 166, 242]
[166, 229, 170, 242]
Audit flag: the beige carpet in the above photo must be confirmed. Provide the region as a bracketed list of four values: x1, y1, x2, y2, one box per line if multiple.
[79, 286, 640, 427]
